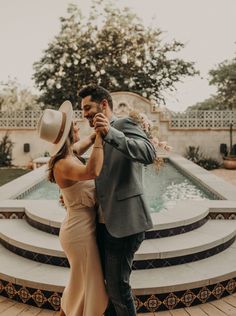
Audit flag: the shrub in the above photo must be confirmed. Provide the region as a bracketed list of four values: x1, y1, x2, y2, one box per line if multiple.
[0, 133, 14, 167]
[185, 146, 220, 170]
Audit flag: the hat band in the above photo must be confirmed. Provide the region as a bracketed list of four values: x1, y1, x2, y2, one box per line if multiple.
[53, 112, 67, 144]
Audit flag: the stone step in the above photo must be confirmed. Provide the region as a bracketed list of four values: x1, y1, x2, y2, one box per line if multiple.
[0, 219, 235, 269]
[21, 199, 209, 237]
[2, 241, 236, 312]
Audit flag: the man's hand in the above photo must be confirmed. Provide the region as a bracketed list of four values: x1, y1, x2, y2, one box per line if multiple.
[93, 113, 110, 136]
[59, 194, 66, 208]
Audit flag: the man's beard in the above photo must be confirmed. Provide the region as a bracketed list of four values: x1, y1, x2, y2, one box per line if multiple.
[87, 106, 103, 127]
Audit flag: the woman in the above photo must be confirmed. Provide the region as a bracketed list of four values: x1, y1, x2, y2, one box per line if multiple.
[37, 101, 108, 316]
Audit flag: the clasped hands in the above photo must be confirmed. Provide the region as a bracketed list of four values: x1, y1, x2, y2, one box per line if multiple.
[93, 113, 110, 136]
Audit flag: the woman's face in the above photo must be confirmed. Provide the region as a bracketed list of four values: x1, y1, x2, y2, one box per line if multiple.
[73, 120, 80, 142]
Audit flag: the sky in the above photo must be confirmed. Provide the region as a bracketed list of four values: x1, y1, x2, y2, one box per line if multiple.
[0, 0, 235, 111]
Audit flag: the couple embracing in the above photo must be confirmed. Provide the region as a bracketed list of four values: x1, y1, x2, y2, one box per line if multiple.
[37, 85, 156, 316]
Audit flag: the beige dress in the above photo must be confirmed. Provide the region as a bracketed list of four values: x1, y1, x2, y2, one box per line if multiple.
[59, 180, 108, 316]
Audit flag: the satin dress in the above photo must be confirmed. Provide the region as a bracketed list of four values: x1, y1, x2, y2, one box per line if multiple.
[59, 179, 108, 316]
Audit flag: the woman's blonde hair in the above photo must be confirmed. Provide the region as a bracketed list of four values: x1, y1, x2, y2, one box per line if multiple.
[48, 124, 74, 182]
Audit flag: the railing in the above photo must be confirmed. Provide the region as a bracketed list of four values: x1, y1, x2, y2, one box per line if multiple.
[0, 110, 236, 129]
[0, 110, 84, 129]
[170, 111, 236, 129]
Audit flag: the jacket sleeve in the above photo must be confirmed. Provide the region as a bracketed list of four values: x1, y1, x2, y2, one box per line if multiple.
[103, 118, 156, 164]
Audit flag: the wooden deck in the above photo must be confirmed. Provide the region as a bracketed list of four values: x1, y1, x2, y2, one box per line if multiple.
[2, 294, 236, 315]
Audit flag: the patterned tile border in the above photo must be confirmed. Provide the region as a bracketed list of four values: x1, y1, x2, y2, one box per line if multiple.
[1, 233, 234, 270]
[1, 278, 236, 312]
[0, 212, 25, 219]
[208, 212, 236, 220]
[135, 278, 236, 312]
[25, 215, 60, 235]
[25, 213, 209, 239]
[145, 217, 208, 239]
[133, 236, 236, 269]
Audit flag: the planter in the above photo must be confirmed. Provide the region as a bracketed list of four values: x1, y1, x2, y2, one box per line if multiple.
[223, 156, 236, 169]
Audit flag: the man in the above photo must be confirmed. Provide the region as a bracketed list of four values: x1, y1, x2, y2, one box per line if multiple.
[78, 85, 156, 316]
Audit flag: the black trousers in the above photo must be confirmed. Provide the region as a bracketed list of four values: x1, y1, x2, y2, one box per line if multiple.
[97, 224, 145, 316]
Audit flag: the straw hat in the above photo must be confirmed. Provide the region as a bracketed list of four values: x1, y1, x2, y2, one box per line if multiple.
[37, 101, 73, 156]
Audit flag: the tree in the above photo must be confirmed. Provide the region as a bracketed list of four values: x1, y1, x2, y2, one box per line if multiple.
[209, 57, 236, 110]
[186, 95, 221, 111]
[33, 1, 198, 109]
[0, 79, 42, 111]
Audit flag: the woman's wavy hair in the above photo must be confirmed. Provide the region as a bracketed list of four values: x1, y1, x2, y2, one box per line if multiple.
[48, 124, 74, 183]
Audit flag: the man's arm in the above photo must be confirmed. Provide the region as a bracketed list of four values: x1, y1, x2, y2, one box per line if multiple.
[94, 114, 156, 164]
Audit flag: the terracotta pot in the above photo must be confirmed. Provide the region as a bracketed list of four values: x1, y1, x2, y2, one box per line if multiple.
[223, 156, 236, 169]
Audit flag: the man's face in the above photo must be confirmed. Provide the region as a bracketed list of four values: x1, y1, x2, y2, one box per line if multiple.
[81, 96, 103, 127]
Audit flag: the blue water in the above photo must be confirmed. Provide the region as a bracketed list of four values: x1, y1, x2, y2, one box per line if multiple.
[20, 163, 214, 212]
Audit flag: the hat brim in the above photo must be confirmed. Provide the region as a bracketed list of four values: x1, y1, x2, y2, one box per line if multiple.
[49, 101, 74, 156]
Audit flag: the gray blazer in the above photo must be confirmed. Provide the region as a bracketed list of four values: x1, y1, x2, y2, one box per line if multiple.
[95, 116, 156, 237]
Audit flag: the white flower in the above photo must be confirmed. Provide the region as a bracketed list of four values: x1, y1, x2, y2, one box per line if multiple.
[46, 79, 55, 89]
[100, 69, 105, 75]
[121, 54, 128, 64]
[81, 58, 86, 64]
[142, 92, 147, 98]
[90, 64, 96, 72]
[56, 83, 61, 89]
[74, 59, 78, 65]
[95, 71, 100, 77]
[66, 62, 72, 68]
[135, 59, 142, 67]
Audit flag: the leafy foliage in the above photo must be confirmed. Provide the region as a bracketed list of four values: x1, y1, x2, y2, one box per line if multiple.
[209, 57, 236, 110]
[0, 79, 42, 111]
[33, 1, 197, 109]
[185, 146, 220, 170]
[0, 133, 14, 167]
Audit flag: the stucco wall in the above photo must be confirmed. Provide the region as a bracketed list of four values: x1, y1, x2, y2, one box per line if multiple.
[0, 91, 234, 166]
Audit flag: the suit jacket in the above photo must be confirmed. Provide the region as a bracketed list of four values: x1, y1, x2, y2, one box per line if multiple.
[95, 116, 156, 237]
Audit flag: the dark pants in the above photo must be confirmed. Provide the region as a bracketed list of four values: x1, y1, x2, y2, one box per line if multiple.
[97, 224, 145, 316]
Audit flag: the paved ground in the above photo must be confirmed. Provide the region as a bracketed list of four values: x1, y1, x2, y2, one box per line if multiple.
[209, 168, 236, 187]
[1, 167, 236, 315]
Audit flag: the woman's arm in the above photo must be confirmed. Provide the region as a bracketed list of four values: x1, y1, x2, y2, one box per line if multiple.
[55, 133, 104, 181]
[73, 132, 96, 156]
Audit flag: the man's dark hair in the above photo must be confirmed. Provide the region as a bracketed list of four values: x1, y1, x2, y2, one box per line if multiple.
[78, 84, 113, 110]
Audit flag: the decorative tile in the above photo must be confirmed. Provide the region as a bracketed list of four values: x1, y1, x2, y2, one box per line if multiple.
[5, 282, 17, 299]
[181, 290, 196, 307]
[163, 293, 180, 309]
[212, 283, 225, 299]
[0, 212, 25, 219]
[0, 280, 3, 293]
[18, 287, 31, 303]
[133, 236, 235, 269]
[197, 286, 211, 303]
[48, 292, 61, 310]
[226, 279, 236, 294]
[32, 289, 47, 307]
[144, 295, 161, 312]
[145, 217, 208, 239]
[25, 215, 60, 235]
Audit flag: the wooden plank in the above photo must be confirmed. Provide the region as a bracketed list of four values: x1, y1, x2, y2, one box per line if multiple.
[185, 305, 208, 316]
[169, 309, 190, 315]
[37, 310, 59, 315]
[211, 299, 236, 315]
[18, 305, 47, 315]
[223, 295, 236, 308]
[200, 302, 227, 316]
[137, 313, 155, 316]
[0, 296, 8, 303]
[0, 302, 29, 316]
[0, 298, 17, 312]
[154, 311, 172, 316]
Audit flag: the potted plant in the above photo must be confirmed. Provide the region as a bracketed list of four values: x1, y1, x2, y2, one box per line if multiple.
[222, 122, 236, 169]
